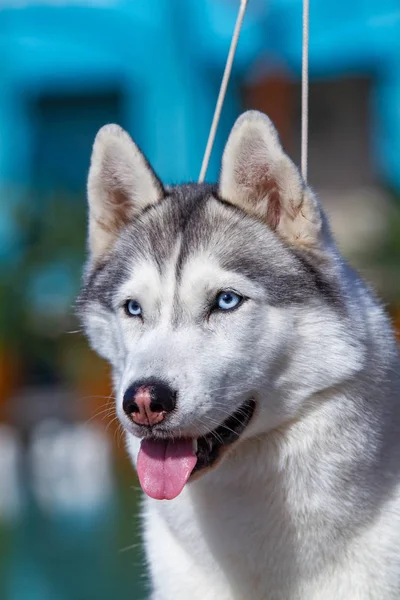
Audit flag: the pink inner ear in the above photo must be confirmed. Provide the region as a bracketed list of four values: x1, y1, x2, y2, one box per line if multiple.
[265, 185, 281, 230]
[233, 137, 282, 230]
[241, 160, 281, 230]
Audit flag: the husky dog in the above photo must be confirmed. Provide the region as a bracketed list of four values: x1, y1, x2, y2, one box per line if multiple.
[78, 111, 400, 599]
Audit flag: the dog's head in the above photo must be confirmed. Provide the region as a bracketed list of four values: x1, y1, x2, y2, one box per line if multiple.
[78, 112, 364, 499]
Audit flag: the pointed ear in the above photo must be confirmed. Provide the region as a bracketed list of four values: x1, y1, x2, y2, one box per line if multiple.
[87, 124, 164, 260]
[219, 111, 323, 249]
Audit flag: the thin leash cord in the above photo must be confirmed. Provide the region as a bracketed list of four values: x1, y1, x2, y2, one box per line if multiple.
[198, 0, 309, 184]
[301, 0, 309, 182]
[198, 0, 249, 183]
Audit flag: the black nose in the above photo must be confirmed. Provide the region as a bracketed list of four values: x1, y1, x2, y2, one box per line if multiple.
[123, 379, 177, 417]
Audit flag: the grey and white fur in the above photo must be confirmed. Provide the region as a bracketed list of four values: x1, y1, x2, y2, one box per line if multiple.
[78, 111, 400, 599]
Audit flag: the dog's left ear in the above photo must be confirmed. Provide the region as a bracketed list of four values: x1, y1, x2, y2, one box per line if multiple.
[219, 111, 323, 249]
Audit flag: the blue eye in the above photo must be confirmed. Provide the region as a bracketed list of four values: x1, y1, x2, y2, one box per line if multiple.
[215, 291, 243, 311]
[124, 300, 142, 317]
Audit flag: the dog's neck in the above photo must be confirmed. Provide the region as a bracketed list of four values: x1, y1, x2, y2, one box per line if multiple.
[192, 376, 400, 533]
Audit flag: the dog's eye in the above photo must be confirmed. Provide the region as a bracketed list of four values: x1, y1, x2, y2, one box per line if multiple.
[124, 299, 142, 317]
[215, 291, 243, 311]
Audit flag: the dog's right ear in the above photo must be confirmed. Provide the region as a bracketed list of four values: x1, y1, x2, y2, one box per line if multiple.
[87, 124, 164, 261]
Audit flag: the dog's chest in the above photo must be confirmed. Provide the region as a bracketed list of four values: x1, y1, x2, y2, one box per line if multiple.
[145, 479, 308, 599]
[144, 470, 400, 600]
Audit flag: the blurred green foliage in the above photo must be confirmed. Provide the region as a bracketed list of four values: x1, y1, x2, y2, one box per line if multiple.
[0, 191, 87, 383]
[356, 192, 400, 306]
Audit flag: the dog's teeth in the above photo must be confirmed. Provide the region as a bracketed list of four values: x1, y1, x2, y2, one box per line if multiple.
[192, 439, 198, 453]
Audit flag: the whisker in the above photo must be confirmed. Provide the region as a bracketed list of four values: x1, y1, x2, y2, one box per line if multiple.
[119, 543, 141, 553]
[84, 407, 115, 426]
[78, 394, 117, 402]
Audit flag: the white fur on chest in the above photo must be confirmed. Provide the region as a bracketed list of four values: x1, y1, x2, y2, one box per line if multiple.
[138, 432, 400, 600]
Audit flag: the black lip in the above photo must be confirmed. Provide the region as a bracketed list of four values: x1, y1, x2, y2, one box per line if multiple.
[192, 397, 256, 475]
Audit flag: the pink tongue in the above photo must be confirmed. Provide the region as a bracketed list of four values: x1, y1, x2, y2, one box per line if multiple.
[137, 438, 198, 500]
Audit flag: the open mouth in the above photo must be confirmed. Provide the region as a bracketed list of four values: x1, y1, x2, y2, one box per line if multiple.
[192, 397, 256, 474]
[136, 398, 256, 501]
